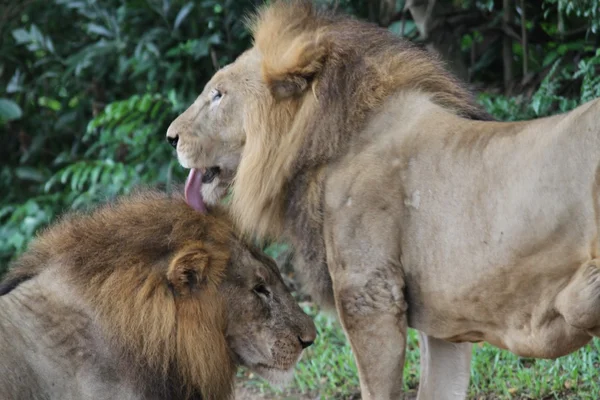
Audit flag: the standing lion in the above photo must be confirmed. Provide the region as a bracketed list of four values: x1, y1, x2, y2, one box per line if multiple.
[0, 190, 315, 400]
[167, 1, 600, 399]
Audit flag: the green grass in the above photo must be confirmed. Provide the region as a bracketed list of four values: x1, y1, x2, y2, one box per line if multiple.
[239, 305, 600, 399]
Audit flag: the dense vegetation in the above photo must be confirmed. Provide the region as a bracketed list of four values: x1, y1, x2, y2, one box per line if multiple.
[0, 0, 259, 268]
[1, 0, 600, 398]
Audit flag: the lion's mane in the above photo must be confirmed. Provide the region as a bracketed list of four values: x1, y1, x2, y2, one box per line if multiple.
[232, 0, 491, 240]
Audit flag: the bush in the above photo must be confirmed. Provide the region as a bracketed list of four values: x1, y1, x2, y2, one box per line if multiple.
[0, 0, 259, 271]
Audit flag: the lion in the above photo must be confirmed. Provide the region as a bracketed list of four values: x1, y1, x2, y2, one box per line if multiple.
[0, 190, 316, 400]
[166, 1, 600, 399]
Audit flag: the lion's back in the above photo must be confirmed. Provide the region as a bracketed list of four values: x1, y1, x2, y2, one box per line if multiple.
[0, 269, 148, 400]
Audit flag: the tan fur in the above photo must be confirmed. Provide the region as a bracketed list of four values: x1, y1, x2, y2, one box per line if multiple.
[167, 2, 600, 399]
[0, 190, 315, 400]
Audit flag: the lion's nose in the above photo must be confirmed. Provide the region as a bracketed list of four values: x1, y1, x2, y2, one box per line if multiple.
[167, 135, 179, 149]
[298, 335, 314, 349]
[297, 306, 316, 350]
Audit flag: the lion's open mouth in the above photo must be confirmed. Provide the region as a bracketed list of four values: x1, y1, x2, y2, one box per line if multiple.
[184, 166, 221, 213]
[202, 166, 221, 184]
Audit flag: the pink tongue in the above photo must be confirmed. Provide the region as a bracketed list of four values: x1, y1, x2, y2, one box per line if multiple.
[185, 168, 207, 213]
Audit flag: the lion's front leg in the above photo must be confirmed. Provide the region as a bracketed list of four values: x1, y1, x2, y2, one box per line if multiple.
[417, 332, 471, 400]
[332, 266, 408, 400]
[324, 186, 412, 399]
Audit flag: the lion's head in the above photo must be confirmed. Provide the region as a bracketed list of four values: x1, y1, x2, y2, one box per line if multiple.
[166, 1, 491, 237]
[0, 191, 315, 399]
[166, 49, 264, 212]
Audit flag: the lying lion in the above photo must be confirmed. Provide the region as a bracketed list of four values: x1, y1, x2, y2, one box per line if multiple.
[0, 190, 315, 400]
[166, 1, 600, 399]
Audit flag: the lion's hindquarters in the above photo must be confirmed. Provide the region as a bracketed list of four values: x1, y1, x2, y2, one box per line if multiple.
[0, 275, 134, 400]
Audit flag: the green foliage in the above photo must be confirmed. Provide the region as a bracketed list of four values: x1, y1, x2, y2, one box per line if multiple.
[0, 0, 258, 271]
[574, 49, 600, 103]
[0, 98, 23, 123]
[0, 91, 183, 265]
[480, 48, 600, 120]
[545, 0, 600, 33]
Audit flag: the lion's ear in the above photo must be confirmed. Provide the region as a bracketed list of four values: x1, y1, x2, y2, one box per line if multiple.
[167, 243, 224, 295]
[262, 34, 327, 100]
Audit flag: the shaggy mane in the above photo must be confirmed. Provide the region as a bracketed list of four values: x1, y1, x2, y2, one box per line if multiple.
[231, 0, 491, 239]
[3, 191, 235, 399]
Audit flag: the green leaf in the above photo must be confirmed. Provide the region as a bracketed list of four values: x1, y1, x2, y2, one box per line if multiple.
[145, 42, 160, 57]
[45, 37, 55, 54]
[38, 96, 62, 111]
[150, 100, 163, 118]
[7, 70, 22, 93]
[15, 167, 46, 183]
[29, 24, 44, 45]
[11, 28, 30, 44]
[60, 167, 73, 184]
[8, 233, 25, 250]
[87, 23, 113, 37]
[90, 165, 103, 185]
[138, 95, 153, 112]
[71, 166, 84, 192]
[531, 96, 541, 115]
[191, 37, 210, 59]
[0, 99, 23, 122]
[174, 2, 195, 30]
[542, 51, 558, 67]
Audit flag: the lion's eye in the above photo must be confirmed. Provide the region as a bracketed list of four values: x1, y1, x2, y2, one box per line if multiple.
[210, 89, 222, 104]
[253, 283, 271, 298]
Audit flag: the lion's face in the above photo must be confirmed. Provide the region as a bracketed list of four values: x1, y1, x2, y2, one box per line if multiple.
[165, 224, 315, 385]
[223, 239, 316, 383]
[167, 49, 265, 210]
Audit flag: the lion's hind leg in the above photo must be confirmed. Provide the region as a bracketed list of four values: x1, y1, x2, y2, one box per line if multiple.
[556, 259, 600, 336]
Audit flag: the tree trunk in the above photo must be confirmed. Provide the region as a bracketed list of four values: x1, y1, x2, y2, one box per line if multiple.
[503, 0, 514, 93]
[520, 0, 528, 80]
